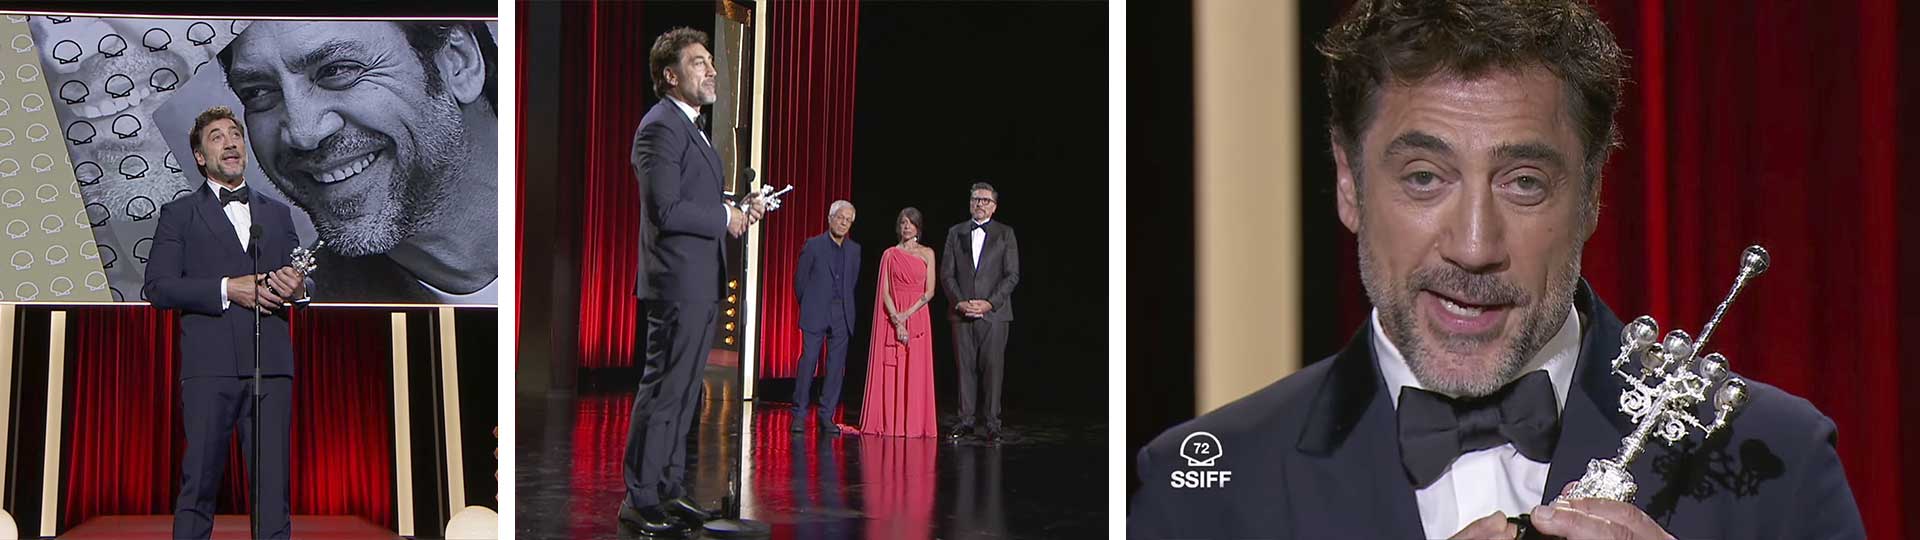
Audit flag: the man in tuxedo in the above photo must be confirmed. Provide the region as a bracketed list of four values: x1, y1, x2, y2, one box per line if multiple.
[790, 200, 860, 434]
[144, 106, 310, 540]
[1130, 1, 1864, 538]
[618, 27, 764, 538]
[940, 182, 1020, 443]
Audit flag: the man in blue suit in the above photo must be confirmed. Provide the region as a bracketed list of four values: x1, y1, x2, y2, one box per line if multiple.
[1130, 1, 1864, 538]
[618, 27, 764, 538]
[144, 106, 310, 540]
[790, 200, 860, 434]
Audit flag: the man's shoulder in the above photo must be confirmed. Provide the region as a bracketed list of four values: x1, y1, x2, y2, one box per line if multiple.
[158, 193, 198, 216]
[1726, 373, 1838, 446]
[1139, 357, 1336, 464]
[636, 100, 685, 134]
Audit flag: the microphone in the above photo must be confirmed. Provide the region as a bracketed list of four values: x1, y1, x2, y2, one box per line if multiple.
[249, 224, 263, 255]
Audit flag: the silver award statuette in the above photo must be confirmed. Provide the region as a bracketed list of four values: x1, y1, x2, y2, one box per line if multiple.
[735, 184, 794, 214]
[290, 239, 325, 276]
[1513, 245, 1769, 538]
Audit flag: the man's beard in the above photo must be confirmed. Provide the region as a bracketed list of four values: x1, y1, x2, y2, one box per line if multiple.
[1356, 220, 1581, 398]
[299, 93, 463, 257]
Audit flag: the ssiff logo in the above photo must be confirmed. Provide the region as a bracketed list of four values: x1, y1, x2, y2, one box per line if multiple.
[1170, 431, 1232, 489]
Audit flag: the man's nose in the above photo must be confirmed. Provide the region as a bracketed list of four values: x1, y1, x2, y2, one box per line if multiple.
[279, 87, 344, 151]
[1436, 185, 1509, 274]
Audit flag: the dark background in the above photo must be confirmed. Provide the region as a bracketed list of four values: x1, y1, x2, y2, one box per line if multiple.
[836, 0, 1109, 421]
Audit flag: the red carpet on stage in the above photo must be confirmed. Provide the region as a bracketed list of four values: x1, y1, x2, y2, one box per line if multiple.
[61, 515, 391, 540]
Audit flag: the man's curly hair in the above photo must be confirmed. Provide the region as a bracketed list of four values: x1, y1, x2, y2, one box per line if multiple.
[1319, 0, 1627, 187]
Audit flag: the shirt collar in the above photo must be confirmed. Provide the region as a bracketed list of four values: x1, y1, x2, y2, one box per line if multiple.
[668, 95, 701, 124]
[207, 179, 247, 196]
[1373, 301, 1581, 412]
[972, 218, 991, 227]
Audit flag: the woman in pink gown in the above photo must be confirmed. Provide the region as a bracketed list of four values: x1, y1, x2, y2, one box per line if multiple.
[859, 207, 937, 437]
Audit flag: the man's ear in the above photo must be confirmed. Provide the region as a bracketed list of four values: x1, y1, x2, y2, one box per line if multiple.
[1333, 138, 1360, 234]
[432, 25, 489, 106]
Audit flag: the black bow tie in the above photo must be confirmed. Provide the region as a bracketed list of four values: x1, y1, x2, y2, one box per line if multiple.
[971, 221, 988, 231]
[1397, 370, 1560, 488]
[218, 186, 250, 205]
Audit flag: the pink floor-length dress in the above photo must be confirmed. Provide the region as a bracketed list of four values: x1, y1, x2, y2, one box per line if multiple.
[859, 247, 936, 437]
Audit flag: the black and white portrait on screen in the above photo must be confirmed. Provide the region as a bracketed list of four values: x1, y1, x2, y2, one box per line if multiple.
[215, 20, 499, 304]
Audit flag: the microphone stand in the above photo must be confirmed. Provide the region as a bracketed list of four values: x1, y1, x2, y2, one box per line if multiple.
[704, 179, 772, 539]
[248, 224, 263, 540]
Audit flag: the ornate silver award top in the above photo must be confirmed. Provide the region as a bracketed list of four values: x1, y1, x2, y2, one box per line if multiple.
[1558, 245, 1769, 503]
[290, 239, 325, 276]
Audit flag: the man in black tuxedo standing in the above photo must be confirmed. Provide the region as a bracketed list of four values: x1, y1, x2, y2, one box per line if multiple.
[618, 27, 764, 538]
[144, 106, 310, 540]
[1130, 1, 1863, 538]
[940, 182, 1020, 443]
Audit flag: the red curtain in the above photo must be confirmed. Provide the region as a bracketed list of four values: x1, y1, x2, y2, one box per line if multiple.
[61, 306, 395, 531]
[1324, 1, 1901, 536]
[756, 0, 860, 379]
[568, 0, 649, 369]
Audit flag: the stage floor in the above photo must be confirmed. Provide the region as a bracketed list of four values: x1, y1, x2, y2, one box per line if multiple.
[517, 363, 1107, 539]
[63, 515, 392, 539]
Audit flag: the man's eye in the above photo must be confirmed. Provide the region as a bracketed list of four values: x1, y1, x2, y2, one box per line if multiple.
[1404, 171, 1440, 187]
[235, 86, 281, 111]
[1503, 174, 1550, 205]
[315, 62, 365, 88]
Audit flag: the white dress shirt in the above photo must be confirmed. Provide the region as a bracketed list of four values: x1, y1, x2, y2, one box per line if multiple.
[970, 219, 989, 268]
[668, 96, 733, 230]
[1373, 302, 1581, 540]
[211, 180, 251, 310]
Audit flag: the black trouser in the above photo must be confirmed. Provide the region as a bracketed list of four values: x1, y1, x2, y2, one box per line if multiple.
[792, 300, 851, 416]
[623, 300, 718, 508]
[952, 319, 1009, 431]
[174, 376, 293, 540]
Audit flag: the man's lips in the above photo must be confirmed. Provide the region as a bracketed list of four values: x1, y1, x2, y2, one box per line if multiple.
[290, 150, 381, 185]
[1421, 288, 1512, 335]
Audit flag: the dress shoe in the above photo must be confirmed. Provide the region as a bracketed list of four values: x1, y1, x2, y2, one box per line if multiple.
[981, 427, 1003, 444]
[818, 413, 841, 434]
[663, 495, 715, 524]
[618, 501, 692, 538]
[948, 424, 975, 440]
[790, 413, 806, 432]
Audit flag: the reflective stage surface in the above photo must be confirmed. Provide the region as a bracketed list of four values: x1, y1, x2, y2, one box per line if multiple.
[516, 364, 1106, 539]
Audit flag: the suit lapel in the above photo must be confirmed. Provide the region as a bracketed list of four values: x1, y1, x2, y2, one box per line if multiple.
[193, 185, 247, 257]
[667, 98, 725, 189]
[956, 227, 977, 294]
[1297, 325, 1425, 538]
[976, 222, 996, 271]
[1543, 282, 1637, 504]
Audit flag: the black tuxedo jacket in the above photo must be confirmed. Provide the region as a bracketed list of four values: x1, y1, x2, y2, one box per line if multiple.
[142, 184, 302, 379]
[630, 97, 729, 303]
[939, 220, 1019, 322]
[1130, 282, 1863, 539]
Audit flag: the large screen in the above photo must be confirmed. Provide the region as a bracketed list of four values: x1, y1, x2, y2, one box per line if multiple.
[0, 14, 497, 304]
